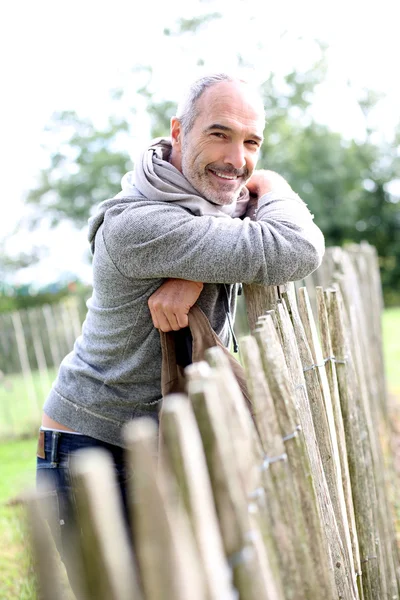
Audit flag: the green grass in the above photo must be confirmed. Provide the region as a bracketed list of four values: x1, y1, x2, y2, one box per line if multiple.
[0, 369, 55, 598]
[0, 438, 37, 503]
[382, 307, 400, 394]
[0, 438, 37, 599]
[0, 368, 56, 440]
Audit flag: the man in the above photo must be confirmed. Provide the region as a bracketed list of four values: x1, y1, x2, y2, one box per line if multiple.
[37, 73, 324, 573]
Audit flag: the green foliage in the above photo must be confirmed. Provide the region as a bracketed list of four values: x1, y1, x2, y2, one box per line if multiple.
[350, 93, 400, 301]
[353, 181, 400, 304]
[21, 34, 400, 303]
[0, 288, 67, 314]
[257, 72, 400, 302]
[0, 247, 47, 272]
[0, 281, 90, 314]
[136, 91, 177, 139]
[0, 246, 49, 298]
[26, 111, 132, 229]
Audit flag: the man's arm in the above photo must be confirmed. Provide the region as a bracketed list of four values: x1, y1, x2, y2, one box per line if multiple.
[105, 170, 324, 286]
[144, 171, 323, 331]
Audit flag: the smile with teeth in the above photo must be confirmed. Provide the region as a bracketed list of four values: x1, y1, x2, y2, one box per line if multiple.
[209, 169, 240, 181]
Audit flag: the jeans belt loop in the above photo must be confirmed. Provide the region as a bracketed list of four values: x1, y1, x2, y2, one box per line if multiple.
[50, 431, 61, 467]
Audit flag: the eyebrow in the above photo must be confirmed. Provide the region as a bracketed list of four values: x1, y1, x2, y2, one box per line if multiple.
[204, 123, 264, 144]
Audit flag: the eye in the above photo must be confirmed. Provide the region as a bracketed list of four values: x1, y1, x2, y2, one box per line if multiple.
[211, 132, 226, 139]
[246, 140, 260, 147]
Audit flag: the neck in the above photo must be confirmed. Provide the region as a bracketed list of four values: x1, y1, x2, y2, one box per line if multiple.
[169, 147, 183, 173]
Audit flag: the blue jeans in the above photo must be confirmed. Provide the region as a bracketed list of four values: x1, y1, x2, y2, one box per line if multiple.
[36, 429, 131, 594]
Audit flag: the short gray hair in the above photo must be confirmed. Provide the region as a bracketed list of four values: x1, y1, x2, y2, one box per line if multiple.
[176, 73, 263, 135]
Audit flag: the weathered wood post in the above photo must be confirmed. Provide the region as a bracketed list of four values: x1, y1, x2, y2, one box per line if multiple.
[42, 304, 63, 368]
[124, 418, 207, 600]
[70, 448, 142, 600]
[315, 286, 363, 600]
[242, 284, 285, 331]
[240, 334, 316, 600]
[327, 288, 385, 600]
[26, 491, 66, 600]
[159, 393, 235, 600]
[255, 314, 338, 599]
[28, 307, 52, 398]
[296, 287, 357, 592]
[11, 310, 39, 416]
[187, 366, 284, 600]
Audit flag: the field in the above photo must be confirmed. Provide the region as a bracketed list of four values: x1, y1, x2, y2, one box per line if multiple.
[0, 368, 57, 599]
[0, 308, 399, 598]
[382, 307, 400, 394]
[0, 438, 37, 599]
[0, 368, 57, 440]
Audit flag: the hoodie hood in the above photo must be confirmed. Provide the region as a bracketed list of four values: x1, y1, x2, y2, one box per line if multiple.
[88, 137, 250, 253]
[87, 192, 144, 253]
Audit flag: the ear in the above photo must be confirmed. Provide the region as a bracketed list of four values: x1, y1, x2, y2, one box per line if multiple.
[170, 117, 182, 150]
[170, 117, 183, 172]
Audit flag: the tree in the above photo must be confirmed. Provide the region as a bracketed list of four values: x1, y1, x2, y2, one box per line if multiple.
[25, 111, 132, 229]
[257, 69, 373, 247]
[20, 20, 400, 303]
[350, 92, 400, 303]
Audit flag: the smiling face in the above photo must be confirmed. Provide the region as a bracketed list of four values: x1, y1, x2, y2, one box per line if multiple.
[170, 81, 265, 205]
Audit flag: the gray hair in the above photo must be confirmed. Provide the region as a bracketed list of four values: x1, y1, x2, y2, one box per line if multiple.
[176, 73, 263, 135]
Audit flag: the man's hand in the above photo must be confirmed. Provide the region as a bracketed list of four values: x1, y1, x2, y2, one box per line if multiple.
[148, 279, 204, 332]
[246, 170, 294, 198]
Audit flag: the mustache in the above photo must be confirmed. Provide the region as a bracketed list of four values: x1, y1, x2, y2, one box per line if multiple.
[207, 164, 249, 178]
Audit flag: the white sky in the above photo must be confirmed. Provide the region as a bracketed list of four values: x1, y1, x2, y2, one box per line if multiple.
[1, 0, 399, 285]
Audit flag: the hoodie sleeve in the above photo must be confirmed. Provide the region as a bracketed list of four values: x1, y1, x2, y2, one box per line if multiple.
[101, 192, 325, 286]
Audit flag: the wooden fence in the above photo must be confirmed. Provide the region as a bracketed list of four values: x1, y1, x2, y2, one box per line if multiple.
[26, 243, 400, 598]
[0, 296, 86, 438]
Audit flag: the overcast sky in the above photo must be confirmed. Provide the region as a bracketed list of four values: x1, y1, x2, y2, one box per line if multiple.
[1, 0, 399, 285]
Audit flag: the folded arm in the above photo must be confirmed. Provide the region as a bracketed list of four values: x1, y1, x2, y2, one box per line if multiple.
[137, 171, 325, 331]
[105, 171, 324, 286]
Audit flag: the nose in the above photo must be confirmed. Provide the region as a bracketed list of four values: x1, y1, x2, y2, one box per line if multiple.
[223, 142, 246, 171]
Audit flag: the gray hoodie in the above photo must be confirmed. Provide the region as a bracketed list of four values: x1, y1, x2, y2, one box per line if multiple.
[43, 147, 324, 447]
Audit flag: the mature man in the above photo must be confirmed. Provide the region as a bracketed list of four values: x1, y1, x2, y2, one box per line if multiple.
[37, 73, 324, 574]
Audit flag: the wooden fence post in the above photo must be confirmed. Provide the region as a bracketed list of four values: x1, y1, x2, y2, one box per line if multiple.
[67, 297, 84, 341]
[187, 369, 284, 600]
[255, 314, 338, 599]
[243, 284, 285, 331]
[70, 448, 142, 600]
[124, 418, 207, 600]
[28, 307, 52, 398]
[332, 251, 400, 597]
[240, 334, 316, 600]
[297, 287, 357, 590]
[11, 310, 39, 416]
[327, 288, 385, 600]
[272, 296, 357, 600]
[204, 347, 264, 496]
[160, 393, 235, 600]
[315, 286, 363, 600]
[42, 304, 63, 368]
[58, 302, 76, 353]
[26, 491, 66, 600]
